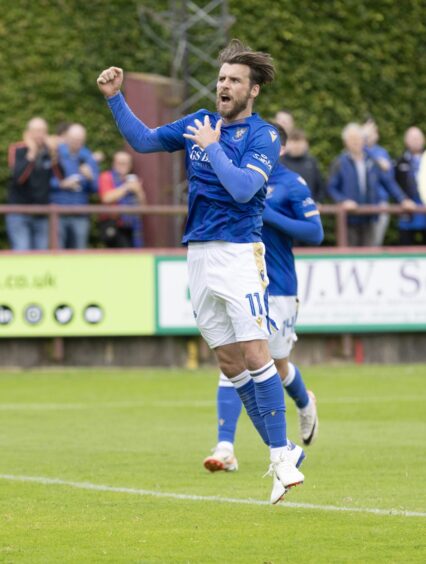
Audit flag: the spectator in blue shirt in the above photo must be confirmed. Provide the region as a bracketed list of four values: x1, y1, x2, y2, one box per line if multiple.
[328, 123, 415, 246]
[50, 123, 99, 248]
[363, 118, 394, 245]
[394, 127, 426, 245]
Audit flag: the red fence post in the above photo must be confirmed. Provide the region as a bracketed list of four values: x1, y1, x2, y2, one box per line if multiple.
[48, 206, 60, 250]
[336, 206, 348, 247]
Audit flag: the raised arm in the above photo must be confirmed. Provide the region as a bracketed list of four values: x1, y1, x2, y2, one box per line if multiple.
[97, 67, 164, 153]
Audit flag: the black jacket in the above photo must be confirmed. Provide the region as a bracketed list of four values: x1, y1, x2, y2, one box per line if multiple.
[8, 145, 61, 205]
[281, 152, 325, 202]
[394, 151, 421, 202]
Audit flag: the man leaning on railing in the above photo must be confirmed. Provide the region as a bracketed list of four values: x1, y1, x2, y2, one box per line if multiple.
[327, 123, 416, 247]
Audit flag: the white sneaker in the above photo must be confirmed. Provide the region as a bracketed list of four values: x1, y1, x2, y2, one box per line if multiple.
[266, 443, 305, 504]
[298, 390, 319, 446]
[203, 444, 238, 473]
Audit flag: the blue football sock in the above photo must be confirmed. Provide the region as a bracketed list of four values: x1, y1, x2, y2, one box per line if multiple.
[251, 361, 287, 449]
[217, 374, 243, 444]
[283, 362, 310, 409]
[229, 370, 270, 446]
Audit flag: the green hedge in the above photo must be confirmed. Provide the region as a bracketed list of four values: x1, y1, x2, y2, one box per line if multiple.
[1, 0, 425, 246]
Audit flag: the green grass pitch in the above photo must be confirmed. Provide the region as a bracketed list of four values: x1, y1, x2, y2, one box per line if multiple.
[0, 365, 425, 563]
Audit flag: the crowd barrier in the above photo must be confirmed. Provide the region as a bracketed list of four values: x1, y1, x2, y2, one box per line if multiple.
[1, 203, 426, 248]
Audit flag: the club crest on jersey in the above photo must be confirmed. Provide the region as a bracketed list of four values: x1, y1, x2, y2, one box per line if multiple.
[233, 127, 248, 141]
[189, 144, 210, 163]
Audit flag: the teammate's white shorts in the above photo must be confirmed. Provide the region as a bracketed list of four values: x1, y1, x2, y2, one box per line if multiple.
[187, 241, 273, 349]
[267, 295, 298, 359]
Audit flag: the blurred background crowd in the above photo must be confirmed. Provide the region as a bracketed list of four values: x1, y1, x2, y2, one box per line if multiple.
[6, 110, 426, 251]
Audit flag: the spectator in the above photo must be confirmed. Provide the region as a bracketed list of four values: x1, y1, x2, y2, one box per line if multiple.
[328, 123, 415, 246]
[50, 123, 99, 249]
[419, 150, 426, 205]
[6, 117, 62, 251]
[395, 127, 426, 244]
[98, 151, 146, 248]
[275, 109, 294, 136]
[281, 128, 325, 202]
[362, 118, 393, 245]
[54, 121, 104, 165]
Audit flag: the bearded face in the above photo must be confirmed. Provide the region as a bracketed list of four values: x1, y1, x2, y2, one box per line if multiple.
[216, 63, 257, 122]
[216, 88, 252, 121]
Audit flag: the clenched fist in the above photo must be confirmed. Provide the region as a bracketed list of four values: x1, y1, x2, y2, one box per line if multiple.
[97, 67, 124, 98]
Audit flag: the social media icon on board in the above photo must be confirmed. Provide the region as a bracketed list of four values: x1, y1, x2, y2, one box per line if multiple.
[0, 305, 13, 325]
[24, 304, 43, 325]
[54, 305, 74, 325]
[83, 304, 104, 324]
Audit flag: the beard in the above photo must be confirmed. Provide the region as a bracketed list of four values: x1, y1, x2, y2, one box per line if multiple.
[216, 90, 251, 121]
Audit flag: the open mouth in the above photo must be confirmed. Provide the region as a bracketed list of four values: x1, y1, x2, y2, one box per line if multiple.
[220, 94, 232, 103]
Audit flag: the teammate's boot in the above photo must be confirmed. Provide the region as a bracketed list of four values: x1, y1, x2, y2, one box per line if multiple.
[267, 441, 305, 504]
[203, 443, 238, 473]
[298, 390, 319, 446]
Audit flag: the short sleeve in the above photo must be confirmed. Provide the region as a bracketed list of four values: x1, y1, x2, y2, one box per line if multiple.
[240, 125, 281, 182]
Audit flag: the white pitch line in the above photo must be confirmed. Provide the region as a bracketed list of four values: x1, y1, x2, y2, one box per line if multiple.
[0, 396, 424, 411]
[0, 400, 215, 411]
[0, 474, 424, 518]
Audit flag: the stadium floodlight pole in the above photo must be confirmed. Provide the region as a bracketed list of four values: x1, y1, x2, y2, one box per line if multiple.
[138, 0, 234, 241]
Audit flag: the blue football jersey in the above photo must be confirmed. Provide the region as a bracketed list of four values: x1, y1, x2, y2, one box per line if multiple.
[263, 164, 320, 296]
[157, 110, 280, 244]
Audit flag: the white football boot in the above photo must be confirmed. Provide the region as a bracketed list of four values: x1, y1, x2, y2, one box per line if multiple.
[298, 390, 319, 446]
[267, 440, 305, 504]
[203, 442, 238, 473]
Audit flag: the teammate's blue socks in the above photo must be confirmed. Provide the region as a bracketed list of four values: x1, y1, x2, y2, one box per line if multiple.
[217, 374, 242, 443]
[229, 370, 270, 446]
[251, 361, 287, 449]
[283, 362, 310, 409]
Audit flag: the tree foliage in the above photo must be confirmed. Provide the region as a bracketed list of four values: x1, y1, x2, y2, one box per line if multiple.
[0, 0, 425, 245]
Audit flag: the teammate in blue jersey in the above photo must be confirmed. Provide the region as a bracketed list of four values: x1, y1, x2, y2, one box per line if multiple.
[204, 125, 324, 475]
[97, 40, 305, 503]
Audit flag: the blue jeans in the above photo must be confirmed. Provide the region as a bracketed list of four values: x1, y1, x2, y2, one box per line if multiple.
[6, 214, 49, 251]
[59, 216, 90, 249]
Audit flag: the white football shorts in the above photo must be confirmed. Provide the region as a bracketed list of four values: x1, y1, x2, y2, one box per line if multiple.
[187, 241, 274, 349]
[267, 295, 298, 359]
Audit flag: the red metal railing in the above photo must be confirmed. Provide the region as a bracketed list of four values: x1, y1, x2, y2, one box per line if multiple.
[0, 203, 425, 249]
